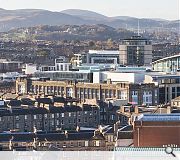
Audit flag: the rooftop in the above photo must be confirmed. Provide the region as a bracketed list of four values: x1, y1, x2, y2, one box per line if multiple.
[137, 114, 180, 121]
[152, 53, 180, 64]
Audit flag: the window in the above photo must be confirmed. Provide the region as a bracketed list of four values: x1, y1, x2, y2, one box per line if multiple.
[57, 120, 59, 125]
[0, 117, 2, 121]
[95, 141, 100, 147]
[16, 123, 19, 129]
[70, 142, 74, 147]
[63, 142, 66, 147]
[44, 114, 48, 118]
[56, 142, 60, 147]
[61, 113, 64, 117]
[51, 114, 54, 118]
[69, 113, 71, 117]
[85, 141, 88, 147]
[78, 142, 82, 147]
[51, 120, 54, 126]
[56, 113, 59, 118]
[84, 117, 87, 123]
[61, 120, 64, 125]
[25, 115, 28, 120]
[34, 115, 37, 120]
[15, 116, 19, 121]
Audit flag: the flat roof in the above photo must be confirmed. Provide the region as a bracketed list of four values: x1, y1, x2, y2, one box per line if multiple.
[152, 54, 180, 64]
[137, 114, 180, 121]
[88, 50, 119, 54]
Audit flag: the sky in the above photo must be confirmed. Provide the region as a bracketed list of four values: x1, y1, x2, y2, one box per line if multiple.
[0, 0, 179, 20]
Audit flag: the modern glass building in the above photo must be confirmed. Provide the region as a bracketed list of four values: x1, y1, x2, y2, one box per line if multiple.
[152, 54, 180, 73]
[119, 36, 152, 66]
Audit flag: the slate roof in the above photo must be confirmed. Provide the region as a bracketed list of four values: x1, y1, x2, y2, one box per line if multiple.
[7, 100, 21, 107]
[117, 125, 133, 139]
[53, 97, 65, 103]
[21, 98, 35, 106]
[36, 98, 53, 104]
[0, 130, 105, 142]
[0, 132, 35, 142]
[172, 109, 180, 113]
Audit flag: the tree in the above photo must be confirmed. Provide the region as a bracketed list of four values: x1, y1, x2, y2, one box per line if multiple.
[88, 41, 95, 47]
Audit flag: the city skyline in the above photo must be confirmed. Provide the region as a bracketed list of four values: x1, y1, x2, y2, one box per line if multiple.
[0, 0, 179, 20]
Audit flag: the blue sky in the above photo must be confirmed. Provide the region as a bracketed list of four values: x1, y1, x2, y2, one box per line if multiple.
[0, 0, 179, 20]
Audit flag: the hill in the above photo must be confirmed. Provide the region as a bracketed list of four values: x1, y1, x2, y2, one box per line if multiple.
[0, 8, 179, 32]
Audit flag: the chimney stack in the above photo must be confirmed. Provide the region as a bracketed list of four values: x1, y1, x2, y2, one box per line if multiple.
[65, 130, 68, 139]
[167, 106, 172, 114]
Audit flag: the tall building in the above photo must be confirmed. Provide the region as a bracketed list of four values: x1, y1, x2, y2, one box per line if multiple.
[119, 36, 152, 66]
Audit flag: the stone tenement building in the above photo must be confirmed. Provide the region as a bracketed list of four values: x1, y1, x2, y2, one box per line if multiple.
[16, 77, 159, 106]
[0, 98, 100, 132]
[0, 128, 115, 151]
[16, 77, 129, 102]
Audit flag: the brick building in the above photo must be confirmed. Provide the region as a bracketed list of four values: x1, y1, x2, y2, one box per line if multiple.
[134, 114, 180, 147]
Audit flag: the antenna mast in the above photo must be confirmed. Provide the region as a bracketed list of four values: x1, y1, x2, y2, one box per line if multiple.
[138, 19, 140, 36]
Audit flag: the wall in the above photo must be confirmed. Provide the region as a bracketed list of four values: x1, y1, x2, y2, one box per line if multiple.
[134, 121, 180, 147]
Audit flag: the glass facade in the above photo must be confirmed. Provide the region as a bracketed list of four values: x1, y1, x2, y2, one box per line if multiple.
[153, 55, 180, 73]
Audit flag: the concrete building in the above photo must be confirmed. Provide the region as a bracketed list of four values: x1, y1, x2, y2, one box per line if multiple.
[22, 64, 38, 75]
[134, 114, 180, 147]
[35, 70, 93, 83]
[93, 71, 145, 84]
[119, 36, 152, 66]
[40, 56, 71, 72]
[152, 54, 180, 73]
[73, 50, 120, 65]
[144, 73, 180, 104]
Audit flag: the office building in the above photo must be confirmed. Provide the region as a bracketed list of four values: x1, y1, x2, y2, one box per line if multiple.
[152, 54, 180, 73]
[73, 50, 120, 65]
[119, 36, 152, 66]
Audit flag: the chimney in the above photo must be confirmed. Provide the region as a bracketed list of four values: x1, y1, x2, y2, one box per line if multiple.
[114, 121, 120, 136]
[65, 130, 68, 139]
[120, 106, 125, 113]
[98, 125, 103, 133]
[9, 136, 14, 151]
[94, 129, 100, 137]
[135, 106, 139, 114]
[76, 126, 80, 132]
[167, 106, 172, 114]
[33, 126, 37, 134]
